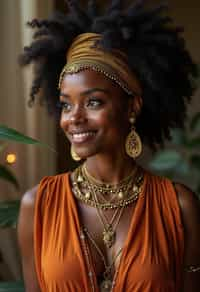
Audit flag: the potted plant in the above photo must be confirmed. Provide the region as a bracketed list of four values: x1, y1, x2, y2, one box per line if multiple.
[148, 111, 200, 195]
[0, 125, 54, 291]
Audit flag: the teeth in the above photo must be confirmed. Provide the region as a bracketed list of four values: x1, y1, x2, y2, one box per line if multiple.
[72, 132, 95, 139]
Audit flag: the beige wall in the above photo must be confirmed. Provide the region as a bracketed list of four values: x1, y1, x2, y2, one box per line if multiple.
[0, 0, 56, 196]
[0, 0, 55, 280]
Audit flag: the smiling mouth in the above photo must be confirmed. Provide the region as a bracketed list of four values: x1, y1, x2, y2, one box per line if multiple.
[70, 131, 97, 143]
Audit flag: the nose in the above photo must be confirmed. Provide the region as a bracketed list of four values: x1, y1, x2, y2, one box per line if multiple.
[68, 104, 87, 125]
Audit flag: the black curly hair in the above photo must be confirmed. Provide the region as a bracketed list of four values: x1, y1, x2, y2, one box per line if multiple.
[19, 0, 197, 149]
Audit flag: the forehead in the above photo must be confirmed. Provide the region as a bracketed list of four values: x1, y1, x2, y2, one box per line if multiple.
[60, 69, 125, 96]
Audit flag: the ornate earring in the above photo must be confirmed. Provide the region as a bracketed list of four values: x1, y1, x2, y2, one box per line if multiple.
[125, 112, 142, 159]
[71, 146, 81, 161]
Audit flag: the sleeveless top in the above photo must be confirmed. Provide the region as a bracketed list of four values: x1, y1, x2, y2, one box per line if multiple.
[34, 170, 184, 292]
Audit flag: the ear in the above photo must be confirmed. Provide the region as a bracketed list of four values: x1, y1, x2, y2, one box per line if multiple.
[128, 95, 143, 118]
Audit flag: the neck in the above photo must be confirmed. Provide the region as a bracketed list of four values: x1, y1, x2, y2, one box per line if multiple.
[84, 152, 137, 185]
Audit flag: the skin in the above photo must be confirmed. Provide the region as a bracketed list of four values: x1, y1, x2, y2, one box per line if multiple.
[18, 70, 200, 291]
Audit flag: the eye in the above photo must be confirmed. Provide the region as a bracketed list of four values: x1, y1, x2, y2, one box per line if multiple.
[57, 101, 72, 112]
[87, 97, 104, 108]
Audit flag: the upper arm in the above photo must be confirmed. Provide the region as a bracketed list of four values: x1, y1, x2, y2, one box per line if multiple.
[18, 186, 41, 292]
[175, 183, 200, 292]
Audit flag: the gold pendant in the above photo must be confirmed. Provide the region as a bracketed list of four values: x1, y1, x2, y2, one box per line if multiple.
[85, 192, 91, 200]
[118, 191, 124, 199]
[77, 175, 83, 182]
[100, 279, 112, 292]
[125, 128, 142, 159]
[103, 227, 116, 248]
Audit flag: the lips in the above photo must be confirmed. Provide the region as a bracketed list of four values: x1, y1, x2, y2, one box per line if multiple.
[70, 130, 97, 143]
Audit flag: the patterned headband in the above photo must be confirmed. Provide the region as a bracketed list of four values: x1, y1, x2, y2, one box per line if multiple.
[59, 33, 142, 107]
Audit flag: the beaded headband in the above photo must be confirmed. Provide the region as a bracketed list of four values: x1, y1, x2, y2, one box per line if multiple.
[58, 33, 142, 98]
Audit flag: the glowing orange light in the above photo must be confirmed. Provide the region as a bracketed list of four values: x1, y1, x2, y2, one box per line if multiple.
[6, 153, 17, 164]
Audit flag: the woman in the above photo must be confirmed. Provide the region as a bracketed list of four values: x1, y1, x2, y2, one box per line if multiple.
[18, 1, 200, 291]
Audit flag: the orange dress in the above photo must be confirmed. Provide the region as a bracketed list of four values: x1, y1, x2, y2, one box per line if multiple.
[34, 170, 184, 292]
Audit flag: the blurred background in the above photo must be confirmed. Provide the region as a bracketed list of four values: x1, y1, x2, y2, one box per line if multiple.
[0, 0, 199, 287]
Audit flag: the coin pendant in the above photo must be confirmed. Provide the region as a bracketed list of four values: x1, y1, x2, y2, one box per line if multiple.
[103, 228, 116, 248]
[100, 279, 112, 292]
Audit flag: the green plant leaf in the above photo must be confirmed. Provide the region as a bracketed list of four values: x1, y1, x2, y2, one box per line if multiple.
[190, 155, 200, 170]
[0, 125, 56, 153]
[186, 136, 200, 149]
[0, 165, 19, 189]
[170, 128, 187, 146]
[189, 63, 200, 90]
[190, 112, 200, 132]
[149, 150, 182, 171]
[0, 125, 40, 144]
[0, 200, 20, 228]
[0, 281, 24, 292]
[173, 159, 190, 176]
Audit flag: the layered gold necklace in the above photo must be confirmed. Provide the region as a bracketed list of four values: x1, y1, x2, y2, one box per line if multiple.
[72, 165, 144, 210]
[72, 165, 144, 248]
[83, 227, 122, 292]
[73, 165, 144, 291]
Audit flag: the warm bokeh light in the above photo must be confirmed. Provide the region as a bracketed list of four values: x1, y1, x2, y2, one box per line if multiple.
[6, 153, 17, 164]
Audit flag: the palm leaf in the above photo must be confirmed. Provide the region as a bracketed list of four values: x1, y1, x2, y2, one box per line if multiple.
[0, 200, 20, 228]
[0, 125, 40, 144]
[186, 136, 200, 148]
[190, 112, 200, 132]
[190, 155, 200, 170]
[0, 165, 19, 189]
[0, 281, 24, 292]
[149, 150, 182, 171]
[0, 125, 56, 152]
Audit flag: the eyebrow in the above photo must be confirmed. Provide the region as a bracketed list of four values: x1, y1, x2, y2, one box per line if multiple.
[59, 88, 110, 98]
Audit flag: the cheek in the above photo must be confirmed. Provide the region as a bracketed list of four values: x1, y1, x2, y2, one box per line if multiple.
[112, 114, 130, 140]
[107, 110, 128, 131]
[108, 112, 121, 125]
[99, 113, 128, 141]
[59, 112, 68, 131]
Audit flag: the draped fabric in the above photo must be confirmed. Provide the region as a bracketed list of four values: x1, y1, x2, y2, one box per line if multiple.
[34, 170, 184, 292]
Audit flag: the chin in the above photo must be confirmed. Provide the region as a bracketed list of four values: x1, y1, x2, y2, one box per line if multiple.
[74, 146, 99, 160]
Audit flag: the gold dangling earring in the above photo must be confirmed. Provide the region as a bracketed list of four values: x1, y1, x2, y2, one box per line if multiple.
[125, 112, 142, 159]
[71, 145, 81, 161]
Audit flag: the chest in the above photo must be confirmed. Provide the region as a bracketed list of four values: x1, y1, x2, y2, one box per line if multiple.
[41, 198, 177, 292]
[77, 201, 136, 277]
[39, 174, 183, 292]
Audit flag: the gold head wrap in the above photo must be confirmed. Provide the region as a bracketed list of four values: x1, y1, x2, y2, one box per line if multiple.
[59, 33, 142, 112]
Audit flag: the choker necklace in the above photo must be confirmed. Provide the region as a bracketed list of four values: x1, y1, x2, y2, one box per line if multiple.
[72, 165, 144, 210]
[82, 164, 138, 201]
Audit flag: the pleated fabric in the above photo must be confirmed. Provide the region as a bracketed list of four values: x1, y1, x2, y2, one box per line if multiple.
[34, 170, 184, 292]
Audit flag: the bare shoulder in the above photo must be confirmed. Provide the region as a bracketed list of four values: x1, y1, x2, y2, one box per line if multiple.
[21, 185, 38, 210]
[18, 186, 42, 291]
[174, 182, 200, 260]
[174, 183, 200, 227]
[18, 185, 39, 247]
[174, 184, 200, 291]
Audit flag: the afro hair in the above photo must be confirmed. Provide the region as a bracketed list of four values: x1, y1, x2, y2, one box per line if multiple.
[19, 0, 198, 149]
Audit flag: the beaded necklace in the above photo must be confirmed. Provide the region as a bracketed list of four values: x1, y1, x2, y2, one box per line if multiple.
[75, 165, 145, 291]
[80, 228, 123, 292]
[72, 165, 144, 210]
